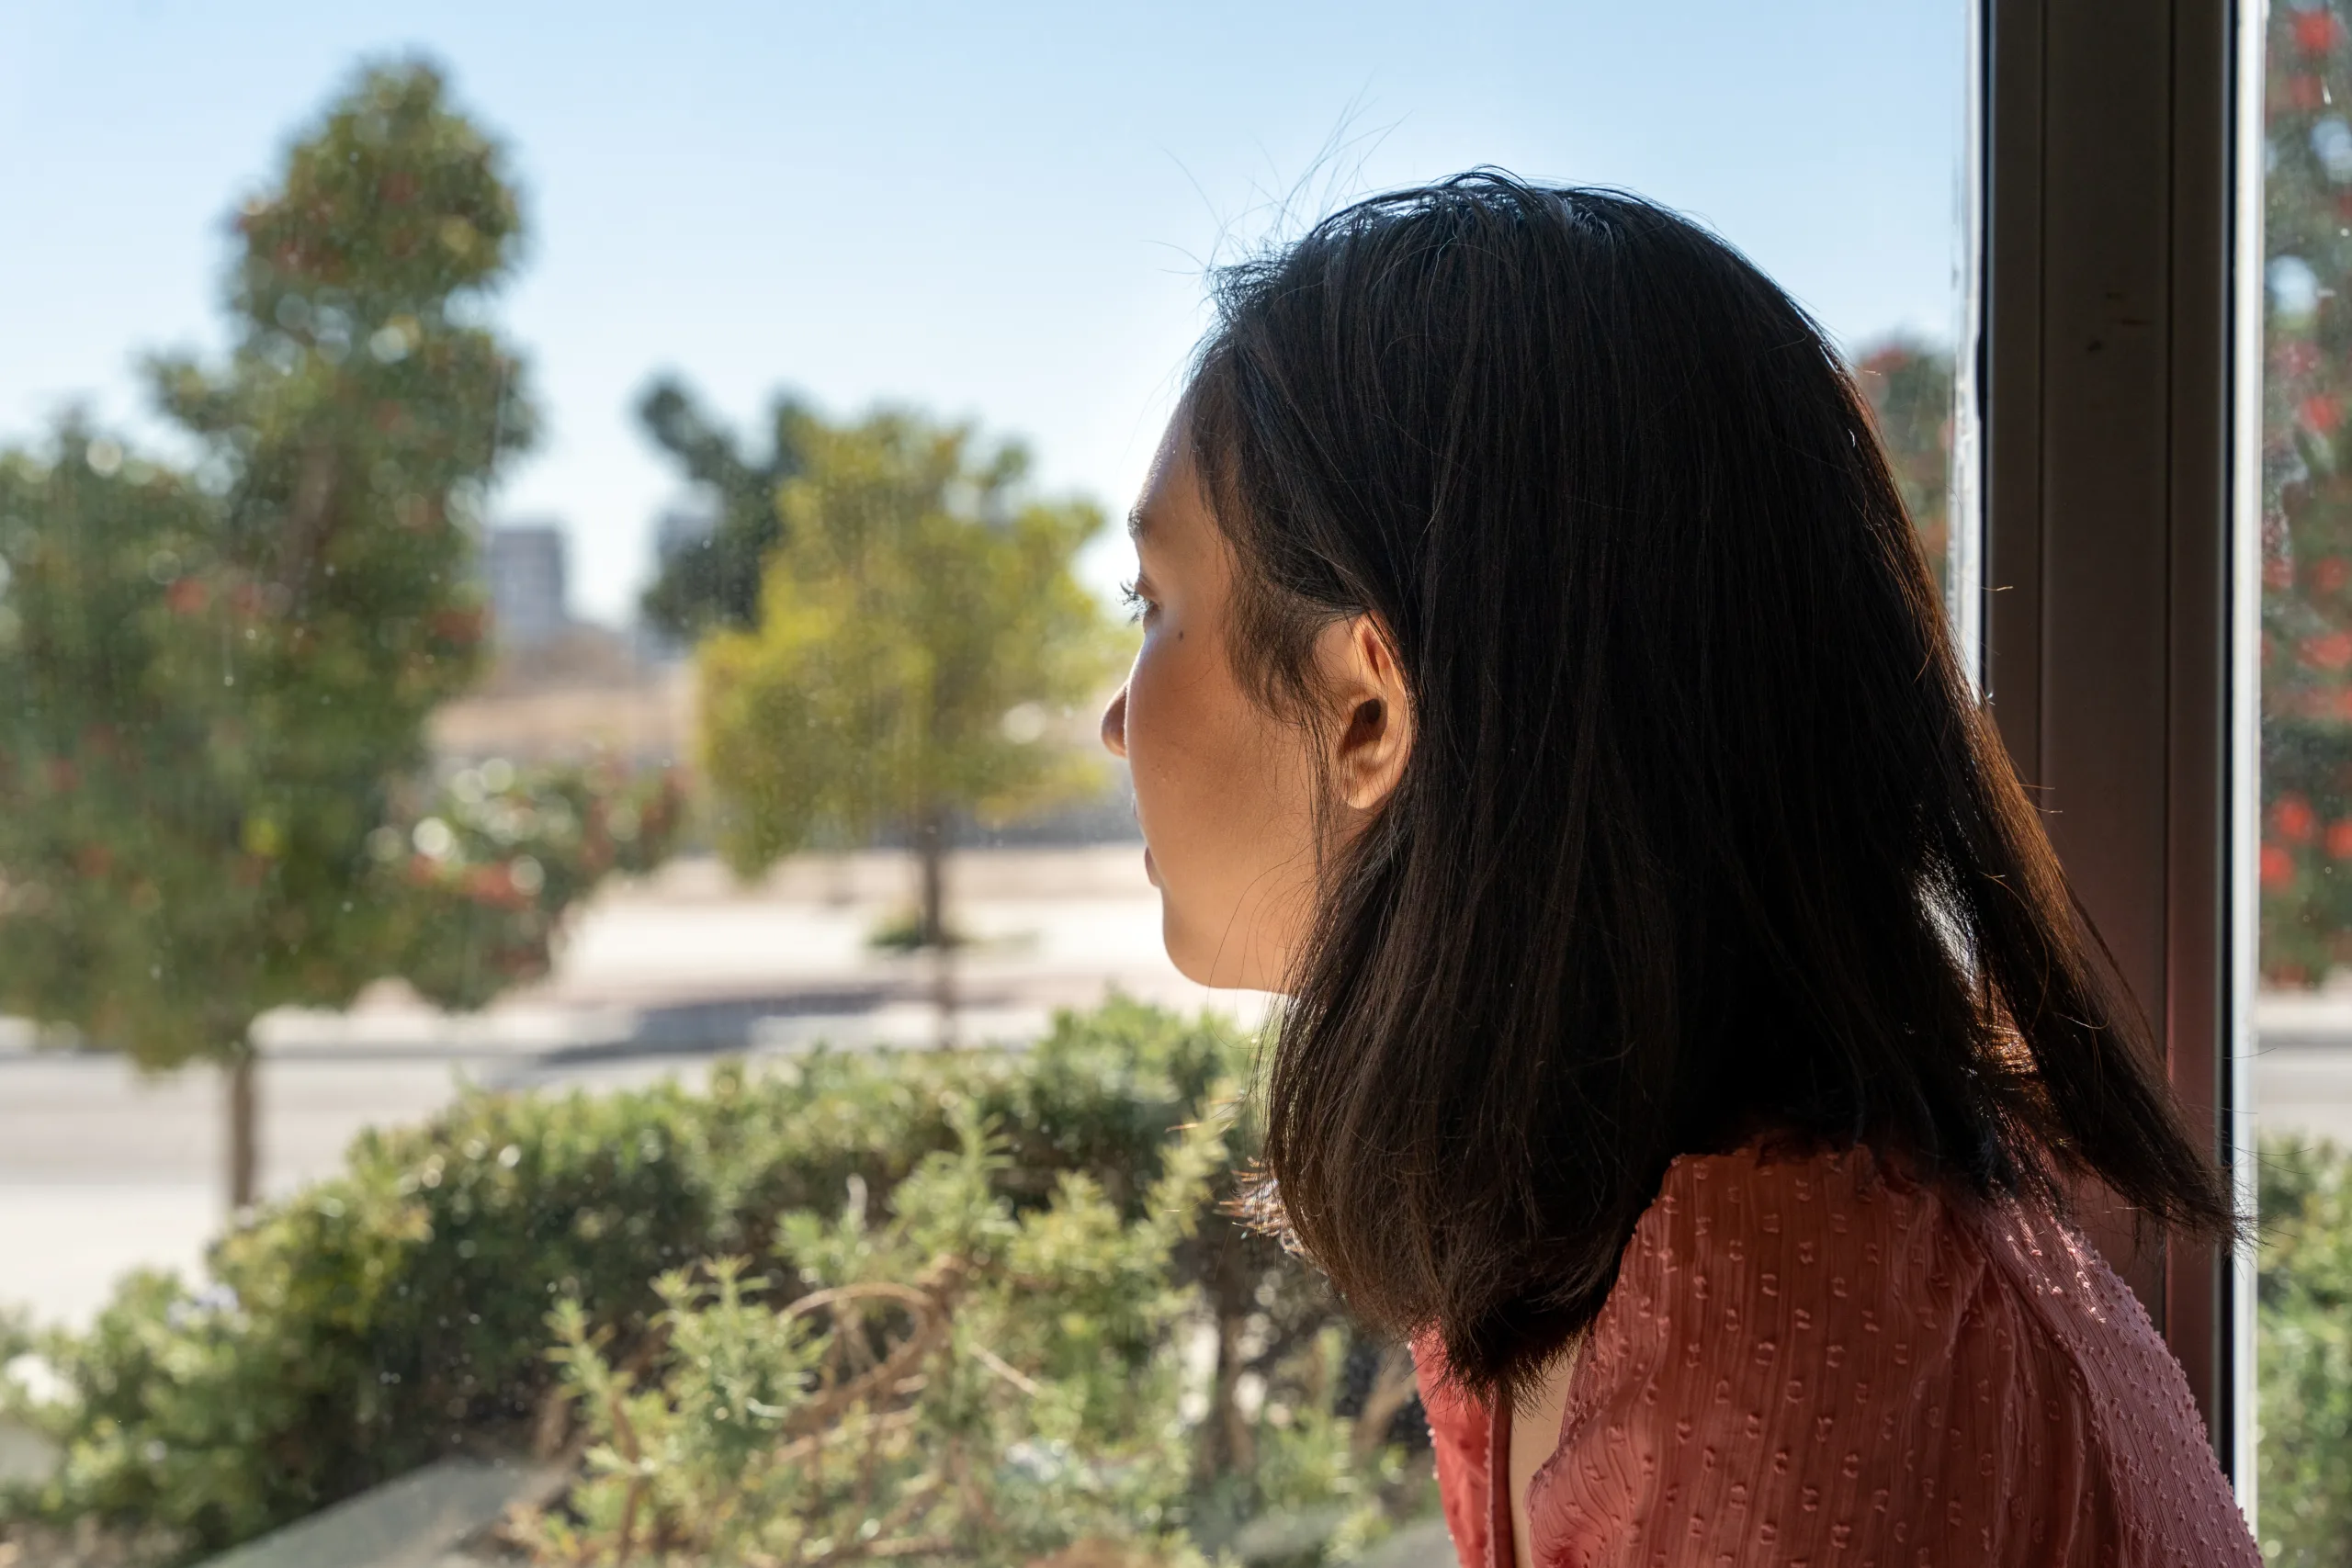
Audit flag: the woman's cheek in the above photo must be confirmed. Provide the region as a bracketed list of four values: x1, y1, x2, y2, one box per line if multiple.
[1121, 645, 1179, 854]
[1128, 638, 1217, 853]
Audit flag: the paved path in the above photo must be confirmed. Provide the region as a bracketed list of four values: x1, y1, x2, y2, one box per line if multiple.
[7, 844, 2352, 1329]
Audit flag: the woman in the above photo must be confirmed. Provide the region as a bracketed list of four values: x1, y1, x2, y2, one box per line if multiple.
[1101, 175, 2258, 1565]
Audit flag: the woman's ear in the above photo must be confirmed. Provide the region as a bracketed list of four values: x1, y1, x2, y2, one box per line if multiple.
[1321, 615, 1414, 813]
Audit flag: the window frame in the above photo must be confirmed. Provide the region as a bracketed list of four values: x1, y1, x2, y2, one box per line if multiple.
[1970, 0, 2259, 1492]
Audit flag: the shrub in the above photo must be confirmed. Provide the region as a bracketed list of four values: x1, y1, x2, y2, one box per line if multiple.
[0, 999, 1424, 1566]
[516, 1105, 1230, 1565]
[2258, 1135, 2352, 1566]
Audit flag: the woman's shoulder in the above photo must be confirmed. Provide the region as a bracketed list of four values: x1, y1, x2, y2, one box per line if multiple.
[1523, 1139, 2256, 1567]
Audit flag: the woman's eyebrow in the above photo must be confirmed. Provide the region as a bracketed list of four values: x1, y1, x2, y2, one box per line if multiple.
[1126, 504, 1155, 545]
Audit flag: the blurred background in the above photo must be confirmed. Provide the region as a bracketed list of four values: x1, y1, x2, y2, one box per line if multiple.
[0, 0, 1970, 1312]
[0, 2, 2144, 1564]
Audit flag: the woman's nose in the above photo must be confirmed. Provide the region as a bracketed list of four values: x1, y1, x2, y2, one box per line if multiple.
[1100, 683, 1129, 759]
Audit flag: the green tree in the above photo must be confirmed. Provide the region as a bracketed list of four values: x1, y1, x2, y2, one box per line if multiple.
[2258, 0, 2352, 985]
[637, 378, 813, 638]
[1852, 336, 1954, 597]
[0, 61, 674, 1210]
[700, 411, 1121, 980]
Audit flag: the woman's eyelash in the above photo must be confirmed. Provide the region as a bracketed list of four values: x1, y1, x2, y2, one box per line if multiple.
[1118, 578, 1150, 622]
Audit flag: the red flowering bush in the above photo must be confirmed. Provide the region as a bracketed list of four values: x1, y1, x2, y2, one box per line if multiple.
[2258, 0, 2352, 983]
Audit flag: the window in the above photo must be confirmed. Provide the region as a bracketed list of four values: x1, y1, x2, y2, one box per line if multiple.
[2254, 1, 2352, 1557]
[0, 7, 1971, 1563]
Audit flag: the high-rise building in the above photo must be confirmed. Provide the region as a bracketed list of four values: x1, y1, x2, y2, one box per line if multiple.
[485, 523, 570, 649]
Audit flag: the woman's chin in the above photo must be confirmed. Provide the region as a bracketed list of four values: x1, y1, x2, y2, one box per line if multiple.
[1161, 914, 1272, 992]
[1159, 906, 1216, 987]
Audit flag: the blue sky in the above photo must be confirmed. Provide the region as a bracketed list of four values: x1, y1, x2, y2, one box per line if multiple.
[0, 0, 1966, 620]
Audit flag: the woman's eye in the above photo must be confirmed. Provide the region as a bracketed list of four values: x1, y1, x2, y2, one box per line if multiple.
[1118, 578, 1156, 624]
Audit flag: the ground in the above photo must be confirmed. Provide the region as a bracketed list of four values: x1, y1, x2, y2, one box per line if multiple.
[0, 844, 1273, 1329]
[1, 844, 2342, 1330]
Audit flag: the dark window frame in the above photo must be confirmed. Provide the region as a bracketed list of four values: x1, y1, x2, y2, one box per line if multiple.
[1972, 0, 2259, 1486]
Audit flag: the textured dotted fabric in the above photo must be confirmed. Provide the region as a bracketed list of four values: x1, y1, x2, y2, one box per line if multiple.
[1416, 1143, 2258, 1567]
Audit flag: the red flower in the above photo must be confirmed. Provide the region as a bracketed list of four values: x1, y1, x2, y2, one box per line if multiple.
[2296, 11, 2339, 54]
[2304, 394, 2343, 432]
[462, 863, 526, 909]
[2316, 556, 2351, 594]
[429, 607, 483, 646]
[2278, 793, 2320, 841]
[2265, 842, 2299, 889]
[2301, 630, 2352, 669]
[164, 577, 209, 615]
[2325, 819, 2352, 859]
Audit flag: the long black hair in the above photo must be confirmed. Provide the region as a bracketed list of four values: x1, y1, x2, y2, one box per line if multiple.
[1185, 173, 2234, 1401]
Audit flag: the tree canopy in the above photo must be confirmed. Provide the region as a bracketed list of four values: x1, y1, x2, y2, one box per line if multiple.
[0, 61, 676, 1204]
[2256, 2, 2352, 984]
[699, 410, 1121, 942]
[1851, 336, 1953, 597]
[636, 378, 814, 638]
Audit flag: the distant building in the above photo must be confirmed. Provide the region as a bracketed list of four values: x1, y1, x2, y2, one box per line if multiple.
[485, 523, 570, 649]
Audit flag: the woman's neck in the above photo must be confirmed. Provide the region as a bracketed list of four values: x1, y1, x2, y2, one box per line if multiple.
[1504, 1337, 1583, 1568]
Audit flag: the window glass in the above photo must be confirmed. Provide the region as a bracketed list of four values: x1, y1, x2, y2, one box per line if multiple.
[2256, 4, 2352, 1557]
[0, 6, 1969, 1562]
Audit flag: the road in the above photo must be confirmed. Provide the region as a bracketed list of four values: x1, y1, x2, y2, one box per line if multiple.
[0, 845, 1283, 1327]
[6, 844, 2351, 1328]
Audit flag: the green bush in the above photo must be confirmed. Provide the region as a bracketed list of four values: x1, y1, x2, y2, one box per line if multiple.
[0, 999, 1424, 1566]
[520, 1105, 1230, 1565]
[2259, 1136, 2352, 1566]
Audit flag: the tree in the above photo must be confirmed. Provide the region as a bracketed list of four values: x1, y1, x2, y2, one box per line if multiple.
[637, 378, 814, 638]
[699, 411, 1121, 1011]
[2256, 0, 2352, 986]
[0, 61, 676, 1210]
[1851, 337, 1955, 598]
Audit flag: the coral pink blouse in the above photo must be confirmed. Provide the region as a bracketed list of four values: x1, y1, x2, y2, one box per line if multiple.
[1415, 1144, 2257, 1567]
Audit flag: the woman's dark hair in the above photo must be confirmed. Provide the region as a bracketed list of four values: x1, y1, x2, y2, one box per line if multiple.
[1186, 172, 2235, 1402]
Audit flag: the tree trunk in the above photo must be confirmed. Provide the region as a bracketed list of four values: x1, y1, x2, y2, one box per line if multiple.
[1197, 1228, 1257, 1483]
[915, 805, 948, 948]
[225, 1043, 259, 1212]
[1351, 1344, 1420, 1461]
[914, 805, 956, 1047]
